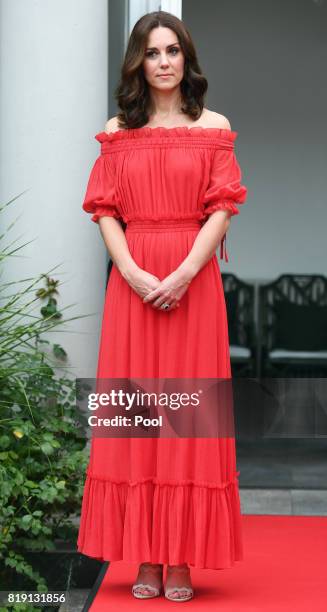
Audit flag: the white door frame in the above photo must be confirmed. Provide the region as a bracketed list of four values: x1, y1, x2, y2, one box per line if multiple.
[129, 0, 182, 33]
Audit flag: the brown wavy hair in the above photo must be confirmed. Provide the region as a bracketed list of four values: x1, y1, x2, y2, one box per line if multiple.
[115, 11, 208, 129]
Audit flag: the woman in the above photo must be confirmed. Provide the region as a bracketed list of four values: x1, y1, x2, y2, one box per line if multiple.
[77, 10, 247, 603]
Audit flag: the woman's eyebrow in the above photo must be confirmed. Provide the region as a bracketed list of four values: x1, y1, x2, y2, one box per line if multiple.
[145, 42, 180, 51]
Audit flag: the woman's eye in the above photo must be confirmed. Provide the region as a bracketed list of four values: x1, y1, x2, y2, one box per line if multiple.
[145, 47, 179, 58]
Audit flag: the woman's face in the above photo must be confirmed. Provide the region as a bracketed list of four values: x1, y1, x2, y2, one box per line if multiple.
[142, 26, 185, 91]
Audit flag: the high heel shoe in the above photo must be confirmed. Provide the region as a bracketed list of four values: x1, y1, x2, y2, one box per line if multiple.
[164, 564, 194, 602]
[132, 562, 163, 599]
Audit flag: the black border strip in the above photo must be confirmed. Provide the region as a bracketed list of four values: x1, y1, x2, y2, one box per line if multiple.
[81, 562, 110, 611]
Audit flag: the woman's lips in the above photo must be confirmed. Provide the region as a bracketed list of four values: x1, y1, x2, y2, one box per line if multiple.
[158, 75, 173, 78]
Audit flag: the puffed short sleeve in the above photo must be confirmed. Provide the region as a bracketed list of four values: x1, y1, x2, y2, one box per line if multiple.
[202, 140, 248, 262]
[82, 149, 122, 224]
[203, 146, 247, 220]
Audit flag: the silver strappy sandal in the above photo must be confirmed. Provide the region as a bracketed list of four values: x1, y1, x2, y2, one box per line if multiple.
[132, 562, 163, 599]
[164, 564, 194, 602]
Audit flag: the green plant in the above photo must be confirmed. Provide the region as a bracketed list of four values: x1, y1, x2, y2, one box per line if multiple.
[0, 196, 91, 596]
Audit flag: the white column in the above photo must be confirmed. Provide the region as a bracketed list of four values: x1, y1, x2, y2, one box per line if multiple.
[0, 0, 109, 378]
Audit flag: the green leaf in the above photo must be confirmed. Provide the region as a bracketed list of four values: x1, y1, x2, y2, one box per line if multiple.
[53, 343, 67, 360]
[40, 442, 54, 455]
[56, 480, 66, 489]
[0, 435, 11, 449]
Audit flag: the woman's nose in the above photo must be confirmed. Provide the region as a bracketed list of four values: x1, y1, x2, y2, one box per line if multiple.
[159, 55, 169, 67]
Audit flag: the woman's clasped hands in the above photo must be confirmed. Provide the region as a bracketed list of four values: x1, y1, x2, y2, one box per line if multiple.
[128, 266, 193, 311]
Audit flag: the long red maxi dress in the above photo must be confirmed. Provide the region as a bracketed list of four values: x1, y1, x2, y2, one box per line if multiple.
[77, 125, 248, 570]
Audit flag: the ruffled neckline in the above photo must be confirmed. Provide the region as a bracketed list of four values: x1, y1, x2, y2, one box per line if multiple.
[95, 125, 238, 143]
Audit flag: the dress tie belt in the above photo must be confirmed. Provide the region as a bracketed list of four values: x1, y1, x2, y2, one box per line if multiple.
[126, 218, 202, 232]
[220, 233, 229, 263]
[125, 218, 229, 262]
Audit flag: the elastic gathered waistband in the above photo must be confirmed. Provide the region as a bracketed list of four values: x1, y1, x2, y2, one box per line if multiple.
[126, 218, 202, 232]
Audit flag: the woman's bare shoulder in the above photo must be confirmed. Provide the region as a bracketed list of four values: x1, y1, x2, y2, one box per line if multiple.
[104, 110, 231, 132]
[104, 116, 121, 134]
[202, 108, 231, 130]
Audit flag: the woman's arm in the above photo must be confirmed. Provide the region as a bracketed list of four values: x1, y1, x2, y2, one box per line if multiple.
[177, 210, 231, 279]
[98, 216, 138, 282]
[98, 216, 166, 302]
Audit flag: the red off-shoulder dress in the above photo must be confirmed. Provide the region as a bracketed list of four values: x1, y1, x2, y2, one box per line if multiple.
[77, 126, 248, 570]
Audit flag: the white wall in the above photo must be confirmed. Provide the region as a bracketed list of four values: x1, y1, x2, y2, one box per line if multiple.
[0, 0, 109, 378]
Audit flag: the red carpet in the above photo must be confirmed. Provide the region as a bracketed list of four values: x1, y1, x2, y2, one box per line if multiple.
[89, 515, 327, 611]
